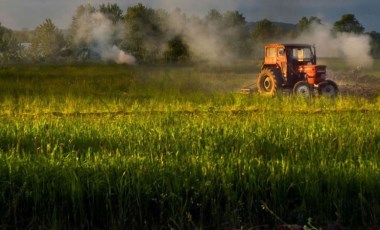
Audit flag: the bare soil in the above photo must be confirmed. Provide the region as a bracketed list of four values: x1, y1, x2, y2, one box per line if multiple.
[327, 69, 380, 98]
[243, 69, 380, 98]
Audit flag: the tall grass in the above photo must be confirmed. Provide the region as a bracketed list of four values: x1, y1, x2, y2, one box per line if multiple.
[0, 62, 379, 229]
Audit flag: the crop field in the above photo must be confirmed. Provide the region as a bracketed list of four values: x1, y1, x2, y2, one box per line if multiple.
[0, 60, 379, 229]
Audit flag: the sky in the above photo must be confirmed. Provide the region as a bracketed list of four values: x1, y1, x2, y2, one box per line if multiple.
[0, 0, 379, 32]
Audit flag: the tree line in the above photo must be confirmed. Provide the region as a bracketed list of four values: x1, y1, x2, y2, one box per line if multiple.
[1, 3, 380, 64]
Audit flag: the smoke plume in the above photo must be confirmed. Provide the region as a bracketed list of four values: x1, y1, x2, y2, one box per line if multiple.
[73, 11, 135, 64]
[289, 23, 373, 67]
[164, 10, 244, 63]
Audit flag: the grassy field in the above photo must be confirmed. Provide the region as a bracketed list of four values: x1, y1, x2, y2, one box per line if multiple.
[0, 60, 379, 229]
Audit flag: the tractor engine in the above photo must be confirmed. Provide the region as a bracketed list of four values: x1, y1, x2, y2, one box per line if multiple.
[298, 64, 326, 85]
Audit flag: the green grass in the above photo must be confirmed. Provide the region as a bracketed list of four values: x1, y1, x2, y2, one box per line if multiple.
[0, 61, 379, 229]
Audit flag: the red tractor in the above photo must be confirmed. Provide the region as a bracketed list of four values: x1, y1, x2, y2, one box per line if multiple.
[256, 43, 338, 96]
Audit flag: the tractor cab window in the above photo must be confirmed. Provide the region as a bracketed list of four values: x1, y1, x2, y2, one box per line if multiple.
[278, 48, 285, 56]
[266, 47, 276, 57]
[291, 48, 313, 61]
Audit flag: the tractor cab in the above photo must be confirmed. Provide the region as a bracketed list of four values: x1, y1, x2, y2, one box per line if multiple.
[256, 43, 338, 97]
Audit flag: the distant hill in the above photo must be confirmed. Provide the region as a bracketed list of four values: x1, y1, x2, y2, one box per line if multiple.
[247, 21, 297, 32]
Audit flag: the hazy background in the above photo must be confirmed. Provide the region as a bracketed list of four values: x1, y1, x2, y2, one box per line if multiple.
[0, 0, 379, 31]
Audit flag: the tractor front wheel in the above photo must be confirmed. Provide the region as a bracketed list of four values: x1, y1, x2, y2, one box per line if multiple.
[318, 80, 338, 97]
[293, 81, 313, 97]
[257, 68, 282, 96]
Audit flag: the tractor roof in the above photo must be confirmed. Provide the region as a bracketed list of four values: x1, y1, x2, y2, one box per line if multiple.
[266, 43, 313, 48]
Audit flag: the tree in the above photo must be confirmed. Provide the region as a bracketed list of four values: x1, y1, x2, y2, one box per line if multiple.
[368, 31, 380, 58]
[67, 4, 96, 47]
[122, 3, 164, 62]
[0, 23, 13, 54]
[164, 35, 190, 63]
[221, 10, 250, 57]
[333, 14, 365, 34]
[297, 16, 322, 32]
[0, 22, 23, 63]
[251, 19, 279, 43]
[99, 3, 123, 25]
[29, 19, 65, 61]
[99, 3, 124, 48]
[222, 10, 246, 28]
[204, 9, 223, 41]
[206, 9, 223, 27]
[66, 4, 98, 60]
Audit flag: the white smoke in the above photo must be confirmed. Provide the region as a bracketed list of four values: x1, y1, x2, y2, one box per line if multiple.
[74, 11, 136, 64]
[290, 23, 373, 67]
[165, 10, 239, 63]
[101, 45, 136, 64]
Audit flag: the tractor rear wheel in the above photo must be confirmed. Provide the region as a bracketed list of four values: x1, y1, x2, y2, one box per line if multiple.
[257, 68, 282, 96]
[293, 81, 313, 97]
[318, 80, 338, 97]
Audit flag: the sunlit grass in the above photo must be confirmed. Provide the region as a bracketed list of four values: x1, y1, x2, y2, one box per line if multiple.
[0, 62, 379, 229]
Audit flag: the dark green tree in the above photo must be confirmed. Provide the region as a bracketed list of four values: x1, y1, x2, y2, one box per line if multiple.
[122, 3, 164, 63]
[333, 14, 365, 34]
[29, 19, 65, 61]
[0, 23, 13, 55]
[164, 35, 190, 63]
[206, 9, 222, 24]
[298, 16, 322, 32]
[99, 3, 124, 47]
[0, 23, 22, 63]
[222, 10, 246, 28]
[368, 31, 380, 58]
[221, 10, 250, 57]
[251, 19, 279, 43]
[99, 3, 123, 25]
